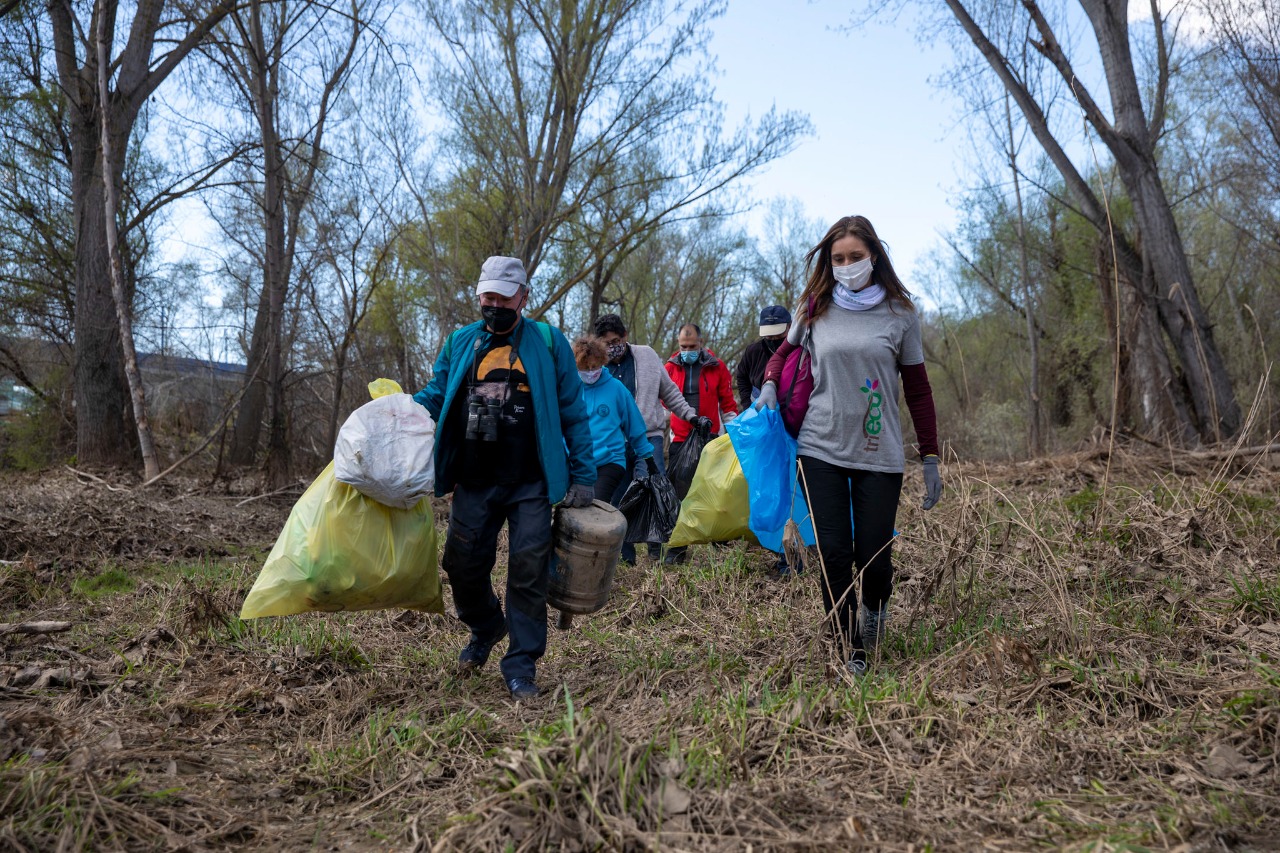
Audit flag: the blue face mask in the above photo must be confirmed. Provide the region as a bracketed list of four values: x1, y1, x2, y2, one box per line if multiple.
[678, 350, 700, 366]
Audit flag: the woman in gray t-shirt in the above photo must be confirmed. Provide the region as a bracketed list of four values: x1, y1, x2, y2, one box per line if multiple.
[757, 215, 942, 677]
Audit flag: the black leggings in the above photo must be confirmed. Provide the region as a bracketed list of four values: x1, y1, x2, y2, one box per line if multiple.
[594, 463, 627, 502]
[798, 455, 902, 653]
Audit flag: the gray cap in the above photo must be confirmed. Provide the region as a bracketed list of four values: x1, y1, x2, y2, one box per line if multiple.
[475, 256, 527, 297]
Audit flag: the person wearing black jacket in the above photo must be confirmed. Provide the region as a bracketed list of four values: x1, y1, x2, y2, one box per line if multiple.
[734, 305, 792, 411]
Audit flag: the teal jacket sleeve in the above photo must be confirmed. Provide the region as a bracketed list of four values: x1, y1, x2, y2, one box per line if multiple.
[620, 385, 655, 460]
[552, 332, 596, 486]
[412, 336, 451, 420]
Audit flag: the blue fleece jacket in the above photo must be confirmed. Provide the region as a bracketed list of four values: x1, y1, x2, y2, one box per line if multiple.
[580, 370, 654, 469]
[412, 318, 595, 503]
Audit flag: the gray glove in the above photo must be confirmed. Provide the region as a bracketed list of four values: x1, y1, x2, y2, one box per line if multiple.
[754, 381, 778, 411]
[562, 482, 595, 508]
[633, 457, 652, 481]
[922, 456, 942, 510]
[693, 415, 713, 434]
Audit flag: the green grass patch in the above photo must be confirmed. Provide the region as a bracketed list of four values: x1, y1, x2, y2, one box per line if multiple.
[71, 567, 136, 599]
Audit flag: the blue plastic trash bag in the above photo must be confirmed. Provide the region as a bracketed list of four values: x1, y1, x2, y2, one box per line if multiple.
[755, 473, 817, 554]
[725, 407, 821, 554]
[726, 407, 792, 532]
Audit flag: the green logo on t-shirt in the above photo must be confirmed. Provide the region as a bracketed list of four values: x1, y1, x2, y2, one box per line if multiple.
[861, 378, 882, 452]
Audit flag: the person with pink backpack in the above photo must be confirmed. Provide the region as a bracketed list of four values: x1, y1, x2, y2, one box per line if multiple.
[756, 215, 942, 677]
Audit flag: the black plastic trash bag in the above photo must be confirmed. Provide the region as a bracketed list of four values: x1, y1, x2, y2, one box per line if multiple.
[667, 422, 711, 500]
[617, 473, 681, 544]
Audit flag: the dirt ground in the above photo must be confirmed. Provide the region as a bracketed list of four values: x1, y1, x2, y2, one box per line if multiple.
[2, 448, 1279, 851]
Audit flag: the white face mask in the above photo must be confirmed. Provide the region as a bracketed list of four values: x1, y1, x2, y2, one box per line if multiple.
[832, 257, 874, 291]
[578, 367, 603, 385]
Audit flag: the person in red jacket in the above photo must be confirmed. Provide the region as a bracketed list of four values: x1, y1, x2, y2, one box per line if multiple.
[663, 322, 738, 565]
[665, 323, 738, 441]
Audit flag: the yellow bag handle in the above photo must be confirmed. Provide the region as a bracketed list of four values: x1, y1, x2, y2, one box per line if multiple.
[368, 378, 403, 399]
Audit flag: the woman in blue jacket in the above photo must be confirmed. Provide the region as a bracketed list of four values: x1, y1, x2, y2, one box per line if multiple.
[573, 336, 656, 500]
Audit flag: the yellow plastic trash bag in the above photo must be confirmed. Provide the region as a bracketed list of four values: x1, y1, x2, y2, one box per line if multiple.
[239, 461, 444, 619]
[367, 377, 403, 399]
[667, 434, 757, 548]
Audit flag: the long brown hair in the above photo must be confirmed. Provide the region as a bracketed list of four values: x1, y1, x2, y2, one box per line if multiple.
[800, 215, 915, 321]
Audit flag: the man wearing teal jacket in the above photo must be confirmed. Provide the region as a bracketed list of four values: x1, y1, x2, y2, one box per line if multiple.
[413, 256, 595, 701]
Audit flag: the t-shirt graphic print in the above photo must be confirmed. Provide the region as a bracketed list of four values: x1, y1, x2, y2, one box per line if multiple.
[861, 378, 883, 453]
[458, 336, 542, 485]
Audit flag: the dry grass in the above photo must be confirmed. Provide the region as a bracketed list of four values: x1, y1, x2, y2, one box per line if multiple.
[1, 449, 1278, 851]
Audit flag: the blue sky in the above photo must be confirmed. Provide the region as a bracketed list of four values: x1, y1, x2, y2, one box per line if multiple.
[708, 1, 965, 293]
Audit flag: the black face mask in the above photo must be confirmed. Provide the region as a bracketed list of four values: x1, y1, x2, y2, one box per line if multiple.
[764, 338, 783, 354]
[482, 305, 519, 334]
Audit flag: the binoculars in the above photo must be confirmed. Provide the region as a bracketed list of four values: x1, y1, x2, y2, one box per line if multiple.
[466, 394, 502, 442]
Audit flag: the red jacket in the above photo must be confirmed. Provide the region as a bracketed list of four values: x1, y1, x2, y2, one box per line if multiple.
[664, 348, 739, 443]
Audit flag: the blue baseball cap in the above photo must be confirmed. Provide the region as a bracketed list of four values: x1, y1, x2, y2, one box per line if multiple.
[759, 305, 791, 336]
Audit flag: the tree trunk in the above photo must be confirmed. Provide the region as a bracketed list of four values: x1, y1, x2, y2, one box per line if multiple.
[227, 0, 292, 487]
[228, 286, 271, 464]
[1094, 239, 1194, 444]
[588, 262, 606, 328]
[1081, 0, 1241, 441]
[49, 0, 234, 469]
[70, 118, 139, 467]
[1006, 94, 1041, 456]
[1129, 164, 1241, 441]
[97, 1, 160, 480]
[257, 4, 291, 490]
[327, 344, 347, 457]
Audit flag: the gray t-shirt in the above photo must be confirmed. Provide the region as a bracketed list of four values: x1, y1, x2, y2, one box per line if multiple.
[787, 299, 925, 473]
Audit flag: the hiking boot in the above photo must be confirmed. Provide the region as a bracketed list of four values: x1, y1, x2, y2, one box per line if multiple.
[506, 677, 541, 701]
[457, 625, 507, 674]
[663, 547, 688, 565]
[860, 603, 888, 652]
[846, 649, 868, 678]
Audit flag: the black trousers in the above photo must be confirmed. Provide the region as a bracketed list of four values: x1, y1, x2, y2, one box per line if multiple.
[594, 463, 627, 503]
[798, 455, 902, 653]
[441, 480, 553, 681]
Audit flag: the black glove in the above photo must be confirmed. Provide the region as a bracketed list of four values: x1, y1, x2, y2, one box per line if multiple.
[562, 482, 595, 508]
[693, 415, 713, 434]
[633, 456, 652, 481]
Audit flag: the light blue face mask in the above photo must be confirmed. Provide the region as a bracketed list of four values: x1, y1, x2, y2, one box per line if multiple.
[678, 350, 700, 366]
[578, 367, 603, 385]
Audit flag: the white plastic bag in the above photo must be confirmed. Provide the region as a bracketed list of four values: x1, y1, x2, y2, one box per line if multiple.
[333, 379, 435, 509]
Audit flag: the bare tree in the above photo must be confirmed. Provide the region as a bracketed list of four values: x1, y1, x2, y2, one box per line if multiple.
[95, 0, 159, 478]
[302, 178, 400, 452]
[201, 0, 368, 485]
[1002, 92, 1042, 456]
[753, 197, 824, 310]
[421, 0, 808, 321]
[47, 0, 235, 467]
[938, 0, 1242, 444]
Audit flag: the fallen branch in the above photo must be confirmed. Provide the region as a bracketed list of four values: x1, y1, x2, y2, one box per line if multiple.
[0, 620, 73, 636]
[235, 483, 306, 507]
[1183, 443, 1280, 460]
[65, 466, 129, 492]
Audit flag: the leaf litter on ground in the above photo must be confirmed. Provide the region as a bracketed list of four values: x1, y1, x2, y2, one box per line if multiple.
[0, 447, 1277, 850]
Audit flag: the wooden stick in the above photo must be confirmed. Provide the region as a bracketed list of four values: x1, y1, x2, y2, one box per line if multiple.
[235, 483, 305, 507]
[1182, 442, 1280, 460]
[0, 621, 73, 636]
[65, 466, 129, 492]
